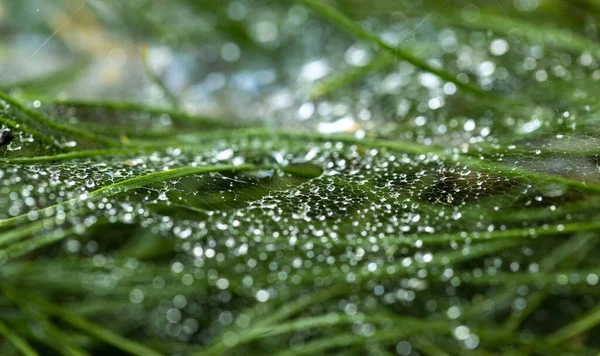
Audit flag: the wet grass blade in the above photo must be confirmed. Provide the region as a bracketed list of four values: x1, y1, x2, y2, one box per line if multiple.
[0, 91, 120, 147]
[44, 98, 251, 129]
[2, 148, 150, 164]
[0, 164, 259, 229]
[298, 0, 490, 98]
[0, 115, 60, 149]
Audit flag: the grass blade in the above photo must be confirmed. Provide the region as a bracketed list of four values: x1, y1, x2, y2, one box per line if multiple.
[0, 320, 39, 356]
[0, 164, 259, 229]
[298, 0, 490, 98]
[547, 303, 600, 345]
[0, 91, 119, 147]
[33, 297, 162, 356]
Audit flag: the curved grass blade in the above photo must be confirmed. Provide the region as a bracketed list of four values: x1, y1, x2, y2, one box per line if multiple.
[411, 337, 452, 356]
[297, 0, 490, 98]
[0, 164, 259, 230]
[182, 128, 600, 194]
[320, 221, 600, 250]
[460, 268, 600, 287]
[44, 98, 251, 129]
[0, 115, 59, 149]
[0, 91, 119, 147]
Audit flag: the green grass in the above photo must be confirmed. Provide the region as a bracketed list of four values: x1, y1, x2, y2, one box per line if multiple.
[1, 1, 600, 355]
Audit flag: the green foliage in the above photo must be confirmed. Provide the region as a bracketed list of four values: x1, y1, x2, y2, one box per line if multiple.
[1, 1, 600, 355]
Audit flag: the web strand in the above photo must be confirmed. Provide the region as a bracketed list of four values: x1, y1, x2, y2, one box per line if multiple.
[30, 0, 89, 57]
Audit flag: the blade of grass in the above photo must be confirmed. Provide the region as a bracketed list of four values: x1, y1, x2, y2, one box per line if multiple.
[30, 295, 162, 356]
[438, 10, 600, 54]
[182, 128, 600, 194]
[0, 164, 260, 230]
[198, 314, 452, 355]
[9, 125, 600, 196]
[0, 115, 60, 149]
[0, 320, 39, 356]
[297, 0, 491, 98]
[459, 233, 597, 321]
[2, 148, 154, 164]
[3, 288, 90, 356]
[44, 98, 251, 129]
[202, 286, 348, 354]
[141, 45, 180, 109]
[460, 269, 600, 287]
[310, 54, 395, 98]
[274, 330, 415, 356]
[546, 303, 600, 345]
[1, 227, 76, 261]
[272, 220, 600, 250]
[256, 286, 346, 327]
[411, 337, 452, 356]
[461, 197, 600, 224]
[0, 91, 119, 147]
[501, 241, 600, 335]
[0, 220, 50, 248]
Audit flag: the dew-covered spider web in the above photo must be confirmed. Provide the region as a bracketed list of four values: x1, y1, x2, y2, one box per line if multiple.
[1, 1, 600, 355]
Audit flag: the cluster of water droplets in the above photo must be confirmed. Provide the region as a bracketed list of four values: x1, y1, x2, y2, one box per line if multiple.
[3, 0, 600, 353]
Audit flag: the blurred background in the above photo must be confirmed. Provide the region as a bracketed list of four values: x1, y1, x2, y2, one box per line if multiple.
[4, 0, 599, 143]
